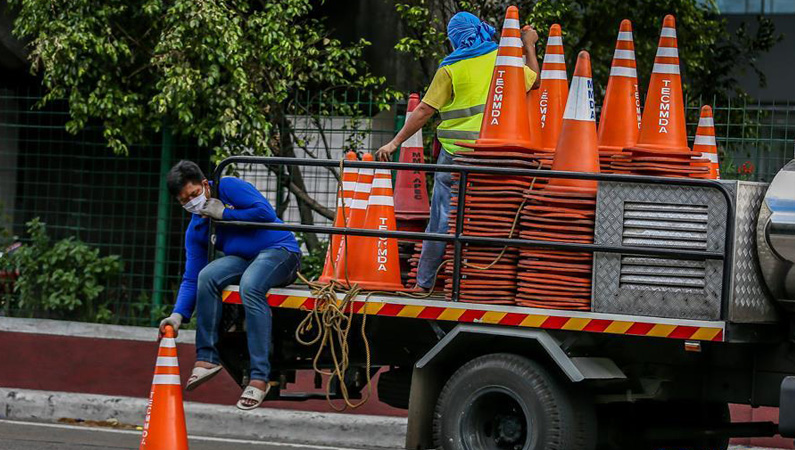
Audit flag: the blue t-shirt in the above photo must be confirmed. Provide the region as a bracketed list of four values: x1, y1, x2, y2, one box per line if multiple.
[173, 177, 300, 319]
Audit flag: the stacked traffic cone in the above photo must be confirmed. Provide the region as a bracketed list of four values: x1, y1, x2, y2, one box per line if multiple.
[139, 326, 188, 450]
[345, 168, 405, 290]
[598, 19, 641, 173]
[537, 24, 569, 153]
[395, 93, 431, 231]
[335, 153, 374, 283]
[458, 5, 534, 151]
[516, 51, 599, 311]
[612, 15, 709, 178]
[692, 105, 720, 179]
[440, 5, 551, 304]
[319, 151, 358, 283]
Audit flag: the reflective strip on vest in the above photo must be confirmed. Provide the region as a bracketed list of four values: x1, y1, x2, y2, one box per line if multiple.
[437, 129, 480, 141]
[439, 104, 485, 121]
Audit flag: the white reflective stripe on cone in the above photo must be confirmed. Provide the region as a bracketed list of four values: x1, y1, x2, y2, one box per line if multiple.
[562, 76, 596, 121]
[350, 199, 369, 210]
[699, 117, 715, 127]
[354, 184, 372, 193]
[617, 31, 633, 41]
[660, 27, 677, 38]
[547, 36, 563, 46]
[495, 56, 524, 67]
[402, 112, 423, 148]
[152, 374, 181, 385]
[499, 37, 523, 48]
[652, 63, 680, 74]
[155, 356, 179, 367]
[342, 181, 356, 191]
[368, 195, 394, 206]
[543, 53, 566, 64]
[610, 66, 637, 78]
[160, 338, 176, 348]
[372, 178, 392, 188]
[694, 135, 717, 146]
[541, 70, 567, 80]
[613, 49, 635, 60]
[503, 18, 520, 29]
[700, 152, 719, 163]
[656, 47, 679, 58]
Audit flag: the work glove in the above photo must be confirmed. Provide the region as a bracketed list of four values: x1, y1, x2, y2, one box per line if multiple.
[201, 198, 226, 220]
[159, 313, 183, 340]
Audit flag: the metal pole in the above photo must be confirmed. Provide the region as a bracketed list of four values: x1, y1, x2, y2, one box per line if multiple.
[151, 127, 173, 323]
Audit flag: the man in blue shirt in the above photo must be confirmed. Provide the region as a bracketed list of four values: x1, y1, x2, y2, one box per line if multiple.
[158, 160, 301, 410]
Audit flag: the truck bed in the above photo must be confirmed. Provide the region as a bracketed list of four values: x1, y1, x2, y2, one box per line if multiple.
[221, 285, 726, 342]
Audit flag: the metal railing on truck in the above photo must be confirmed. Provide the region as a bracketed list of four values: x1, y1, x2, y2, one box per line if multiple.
[209, 157, 737, 319]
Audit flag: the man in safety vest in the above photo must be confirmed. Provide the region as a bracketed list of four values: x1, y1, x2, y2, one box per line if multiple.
[375, 12, 540, 291]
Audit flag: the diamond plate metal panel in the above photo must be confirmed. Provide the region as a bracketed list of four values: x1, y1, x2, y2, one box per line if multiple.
[729, 182, 778, 323]
[593, 182, 726, 320]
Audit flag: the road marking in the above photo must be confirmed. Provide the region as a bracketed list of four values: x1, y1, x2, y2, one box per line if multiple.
[0, 419, 379, 449]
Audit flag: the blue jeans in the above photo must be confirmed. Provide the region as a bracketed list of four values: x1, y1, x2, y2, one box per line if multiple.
[195, 247, 301, 382]
[417, 150, 455, 289]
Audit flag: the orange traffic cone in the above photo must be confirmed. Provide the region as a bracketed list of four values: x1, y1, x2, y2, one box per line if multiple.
[527, 88, 544, 150]
[139, 325, 188, 450]
[346, 169, 404, 290]
[693, 105, 720, 179]
[335, 153, 374, 282]
[459, 5, 534, 151]
[538, 24, 569, 152]
[394, 93, 430, 221]
[319, 151, 358, 283]
[598, 19, 641, 171]
[547, 51, 600, 192]
[627, 15, 689, 154]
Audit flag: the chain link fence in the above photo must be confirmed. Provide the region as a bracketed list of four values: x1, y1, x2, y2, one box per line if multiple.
[0, 88, 792, 326]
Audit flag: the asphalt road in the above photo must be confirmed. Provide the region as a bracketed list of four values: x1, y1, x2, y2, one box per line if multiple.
[0, 419, 400, 450]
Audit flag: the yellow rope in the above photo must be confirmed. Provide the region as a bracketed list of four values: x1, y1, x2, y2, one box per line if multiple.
[291, 157, 540, 410]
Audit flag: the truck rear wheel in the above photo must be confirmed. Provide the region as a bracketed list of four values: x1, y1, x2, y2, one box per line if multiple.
[433, 353, 595, 450]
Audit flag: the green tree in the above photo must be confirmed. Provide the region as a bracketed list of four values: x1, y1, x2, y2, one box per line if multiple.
[11, 0, 399, 158]
[395, 0, 780, 100]
[11, 0, 402, 251]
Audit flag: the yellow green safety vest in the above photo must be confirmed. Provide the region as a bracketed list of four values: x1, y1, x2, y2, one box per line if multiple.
[436, 50, 497, 154]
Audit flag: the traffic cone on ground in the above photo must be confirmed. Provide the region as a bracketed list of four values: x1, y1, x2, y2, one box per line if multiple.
[598, 19, 641, 172]
[547, 51, 600, 192]
[628, 15, 688, 154]
[319, 151, 358, 283]
[538, 24, 569, 152]
[394, 93, 430, 222]
[346, 168, 404, 290]
[139, 326, 188, 450]
[458, 5, 534, 151]
[692, 105, 720, 179]
[335, 153, 375, 282]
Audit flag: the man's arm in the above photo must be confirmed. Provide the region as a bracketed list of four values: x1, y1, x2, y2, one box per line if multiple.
[218, 177, 278, 222]
[375, 101, 437, 161]
[172, 228, 208, 320]
[522, 25, 541, 89]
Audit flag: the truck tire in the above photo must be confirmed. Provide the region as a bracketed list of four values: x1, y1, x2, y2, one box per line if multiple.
[433, 353, 595, 450]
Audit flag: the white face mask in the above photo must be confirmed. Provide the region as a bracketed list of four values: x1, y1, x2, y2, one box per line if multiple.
[183, 187, 207, 214]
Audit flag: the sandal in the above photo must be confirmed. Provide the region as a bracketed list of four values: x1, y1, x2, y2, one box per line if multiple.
[185, 365, 222, 391]
[236, 384, 270, 410]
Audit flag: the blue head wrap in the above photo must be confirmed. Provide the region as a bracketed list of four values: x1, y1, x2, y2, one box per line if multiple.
[439, 12, 498, 68]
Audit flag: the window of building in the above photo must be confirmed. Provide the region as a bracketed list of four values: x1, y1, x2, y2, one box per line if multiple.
[716, 0, 795, 13]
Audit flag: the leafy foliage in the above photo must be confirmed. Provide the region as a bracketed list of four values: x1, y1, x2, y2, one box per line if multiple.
[0, 219, 122, 322]
[394, 0, 780, 100]
[11, 0, 400, 159]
